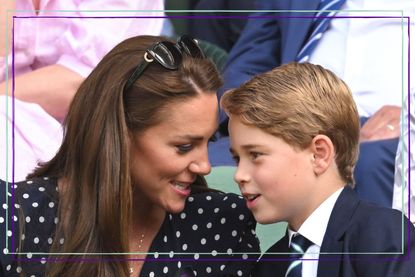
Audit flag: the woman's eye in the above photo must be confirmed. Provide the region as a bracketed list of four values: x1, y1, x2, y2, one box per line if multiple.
[177, 144, 193, 153]
[232, 155, 240, 165]
[208, 135, 217, 143]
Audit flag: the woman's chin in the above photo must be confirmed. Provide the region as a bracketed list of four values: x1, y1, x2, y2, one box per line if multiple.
[164, 200, 186, 214]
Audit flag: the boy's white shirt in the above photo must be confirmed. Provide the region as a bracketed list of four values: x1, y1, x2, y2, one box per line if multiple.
[288, 187, 344, 277]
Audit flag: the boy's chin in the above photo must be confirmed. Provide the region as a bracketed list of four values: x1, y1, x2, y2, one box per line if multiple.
[258, 219, 280, 225]
[253, 212, 281, 225]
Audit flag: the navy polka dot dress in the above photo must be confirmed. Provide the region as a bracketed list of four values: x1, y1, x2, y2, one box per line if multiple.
[0, 178, 260, 276]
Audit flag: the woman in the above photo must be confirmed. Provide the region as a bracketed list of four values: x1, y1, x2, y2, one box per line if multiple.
[0, 35, 259, 276]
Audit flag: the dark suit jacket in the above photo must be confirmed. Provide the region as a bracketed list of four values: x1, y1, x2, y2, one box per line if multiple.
[252, 187, 415, 276]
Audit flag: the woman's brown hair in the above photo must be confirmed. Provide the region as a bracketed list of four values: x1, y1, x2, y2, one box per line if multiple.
[27, 35, 222, 276]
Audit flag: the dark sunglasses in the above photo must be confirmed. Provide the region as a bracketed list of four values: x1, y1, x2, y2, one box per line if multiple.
[124, 35, 206, 91]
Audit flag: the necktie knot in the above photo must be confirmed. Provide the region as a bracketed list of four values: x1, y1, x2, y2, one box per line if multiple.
[285, 234, 314, 277]
[290, 234, 314, 255]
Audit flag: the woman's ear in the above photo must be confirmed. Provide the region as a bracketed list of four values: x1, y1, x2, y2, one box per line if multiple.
[310, 134, 335, 176]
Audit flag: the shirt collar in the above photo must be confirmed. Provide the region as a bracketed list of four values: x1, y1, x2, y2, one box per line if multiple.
[288, 187, 344, 247]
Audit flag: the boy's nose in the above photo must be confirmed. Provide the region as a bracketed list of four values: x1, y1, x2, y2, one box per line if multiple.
[234, 165, 250, 185]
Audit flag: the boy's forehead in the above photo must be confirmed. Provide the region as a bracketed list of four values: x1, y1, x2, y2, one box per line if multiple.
[229, 115, 279, 149]
[228, 114, 257, 134]
[229, 114, 275, 135]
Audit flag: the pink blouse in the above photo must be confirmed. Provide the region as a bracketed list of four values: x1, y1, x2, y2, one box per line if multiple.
[1, 0, 165, 81]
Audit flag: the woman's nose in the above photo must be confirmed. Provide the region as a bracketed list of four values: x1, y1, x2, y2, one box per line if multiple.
[188, 149, 212, 176]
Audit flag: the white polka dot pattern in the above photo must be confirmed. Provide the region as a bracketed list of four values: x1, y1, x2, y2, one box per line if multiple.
[0, 178, 260, 276]
[0, 178, 59, 276]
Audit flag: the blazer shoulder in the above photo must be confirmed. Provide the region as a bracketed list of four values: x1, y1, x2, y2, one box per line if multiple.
[353, 201, 407, 228]
[344, 201, 414, 251]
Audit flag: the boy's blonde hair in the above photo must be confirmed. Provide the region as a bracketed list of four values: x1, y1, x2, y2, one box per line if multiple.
[221, 62, 360, 186]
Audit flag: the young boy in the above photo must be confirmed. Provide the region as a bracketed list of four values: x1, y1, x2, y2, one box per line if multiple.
[221, 62, 415, 277]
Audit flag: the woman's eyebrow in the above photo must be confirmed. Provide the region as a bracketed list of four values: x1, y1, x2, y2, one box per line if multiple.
[173, 135, 204, 141]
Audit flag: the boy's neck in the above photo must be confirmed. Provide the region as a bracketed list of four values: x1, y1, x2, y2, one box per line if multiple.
[289, 174, 346, 231]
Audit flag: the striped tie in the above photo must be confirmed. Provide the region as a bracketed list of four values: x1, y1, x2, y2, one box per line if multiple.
[296, 0, 346, 62]
[285, 234, 314, 277]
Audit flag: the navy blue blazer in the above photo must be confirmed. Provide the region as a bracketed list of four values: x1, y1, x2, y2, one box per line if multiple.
[219, 0, 341, 125]
[252, 186, 415, 277]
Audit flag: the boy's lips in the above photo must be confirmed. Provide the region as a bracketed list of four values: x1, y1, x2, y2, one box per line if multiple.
[242, 193, 261, 208]
[244, 194, 260, 201]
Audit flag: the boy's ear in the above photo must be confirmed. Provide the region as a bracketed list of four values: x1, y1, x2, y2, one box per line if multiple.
[310, 134, 335, 176]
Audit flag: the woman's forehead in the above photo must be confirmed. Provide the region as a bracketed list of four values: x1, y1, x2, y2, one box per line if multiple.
[143, 93, 218, 137]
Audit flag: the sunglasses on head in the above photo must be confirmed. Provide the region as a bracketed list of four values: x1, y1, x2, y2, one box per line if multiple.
[124, 35, 206, 91]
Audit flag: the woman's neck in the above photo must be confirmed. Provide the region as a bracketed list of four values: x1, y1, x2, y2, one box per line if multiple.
[131, 186, 166, 230]
[128, 200, 165, 276]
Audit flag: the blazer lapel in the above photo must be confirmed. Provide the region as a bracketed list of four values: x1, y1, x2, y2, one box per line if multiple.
[281, 0, 321, 63]
[317, 187, 360, 277]
[281, 0, 347, 63]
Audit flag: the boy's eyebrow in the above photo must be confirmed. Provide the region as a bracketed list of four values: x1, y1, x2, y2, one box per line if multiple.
[229, 144, 263, 154]
[241, 144, 263, 150]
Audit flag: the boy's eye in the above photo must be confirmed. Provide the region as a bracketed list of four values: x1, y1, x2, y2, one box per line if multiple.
[250, 151, 263, 160]
[177, 144, 193, 153]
